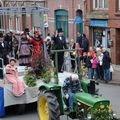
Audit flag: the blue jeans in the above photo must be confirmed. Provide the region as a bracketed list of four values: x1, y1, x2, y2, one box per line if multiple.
[104, 69, 110, 81]
[68, 92, 74, 112]
[91, 68, 98, 80]
[88, 68, 92, 79]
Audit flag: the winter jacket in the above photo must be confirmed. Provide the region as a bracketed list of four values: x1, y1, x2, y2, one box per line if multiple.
[102, 51, 111, 69]
[92, 57, 99, 69]
[63, 77, 81, 95]
[86, 56, 92, 68]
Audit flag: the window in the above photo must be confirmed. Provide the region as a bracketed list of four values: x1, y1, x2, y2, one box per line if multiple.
[9, 17, 12, 30]
[118, 0, 120, 11]
[15, 17, 19, 32]
[93, 0, 108, 9]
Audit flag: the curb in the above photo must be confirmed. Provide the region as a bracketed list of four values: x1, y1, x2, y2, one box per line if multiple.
[99, 81, 120, 86]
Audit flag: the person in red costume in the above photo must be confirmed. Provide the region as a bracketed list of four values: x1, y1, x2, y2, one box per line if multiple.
[28, 31, 44, 68]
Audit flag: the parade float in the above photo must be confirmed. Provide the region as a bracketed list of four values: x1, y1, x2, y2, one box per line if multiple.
[36, 49, 118, 120]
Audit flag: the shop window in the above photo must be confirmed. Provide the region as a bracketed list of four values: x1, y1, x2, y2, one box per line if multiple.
[55, 9, 68, 39]
[93, 0, 108, 9]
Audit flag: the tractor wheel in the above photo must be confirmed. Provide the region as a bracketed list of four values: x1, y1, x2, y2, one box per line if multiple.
[37, 91, 60, 120]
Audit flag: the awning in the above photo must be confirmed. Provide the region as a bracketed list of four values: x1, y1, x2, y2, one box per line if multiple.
[74, 16, 83, 24]
[90, 20, 108, 27]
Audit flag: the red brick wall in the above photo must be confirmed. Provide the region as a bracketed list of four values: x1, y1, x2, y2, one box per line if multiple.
[26, 15, 32, 30]
[109, 0, 120, 64]
[48, 0, 84, 41]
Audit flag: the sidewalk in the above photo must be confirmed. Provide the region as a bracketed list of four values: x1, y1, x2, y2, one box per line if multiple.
[108, 65, 120, 85]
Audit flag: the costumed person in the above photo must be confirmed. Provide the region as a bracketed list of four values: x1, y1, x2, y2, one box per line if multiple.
[0, 32, 10, 65]
[5, 58, 26, 96]
[4, 32, 13, 57]
[63, 74, 82, 112]
[17, 33, 31, 69]
[52, 28, 68, 72]
[28, 31, 44, 68]
[0, 32, 10, 79]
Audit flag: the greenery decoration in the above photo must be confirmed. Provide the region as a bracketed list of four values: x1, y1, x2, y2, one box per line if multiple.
[24, 70, 37, 87]
[40, 68, 51, 83]
[90, 105, 117, 120]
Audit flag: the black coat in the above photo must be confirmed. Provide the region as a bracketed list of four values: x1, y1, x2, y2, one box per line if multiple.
[52, 35, 67, 50]
[85, 56, 92, 68]
[81, 37, 89, 52]
[102, 51, 111, 69]
[0, 41, 9, 65]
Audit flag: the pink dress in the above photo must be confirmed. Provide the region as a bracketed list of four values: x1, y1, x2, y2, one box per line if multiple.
[6, 64, 26, 97]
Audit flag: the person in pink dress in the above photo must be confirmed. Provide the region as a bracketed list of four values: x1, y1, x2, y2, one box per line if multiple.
[5, 58, 26, 97]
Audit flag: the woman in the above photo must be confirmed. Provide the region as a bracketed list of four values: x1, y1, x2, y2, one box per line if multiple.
[28, 31, 44, 68]
[69, 39, 76, 72]
[5, 58, 26, 96]
[18, 33, 31, 68]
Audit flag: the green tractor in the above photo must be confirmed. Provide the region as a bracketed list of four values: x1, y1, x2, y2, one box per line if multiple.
[37, 80, 116, 120]
[37, 50, 117, 120]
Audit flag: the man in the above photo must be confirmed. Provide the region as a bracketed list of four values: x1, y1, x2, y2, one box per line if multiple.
[52, 28, 67, 72]
[63, 74, 82, 111]
[81, 34, 89, 52]
[102, 48, 111, 83]
[0, 32, 9, 79]
[4, 32, 13, 56]
[76, 32, 82, 48]
[0, 33, 9, 65]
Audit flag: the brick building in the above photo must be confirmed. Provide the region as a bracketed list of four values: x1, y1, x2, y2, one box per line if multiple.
[84, 0, 120, 64]
[109, 0, 120, 64]
[0, 0, 47, 33]
[47, 0, 85, 41]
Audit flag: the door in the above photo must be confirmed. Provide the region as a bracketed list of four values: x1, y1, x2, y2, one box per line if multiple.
[55, 9, 68, 39]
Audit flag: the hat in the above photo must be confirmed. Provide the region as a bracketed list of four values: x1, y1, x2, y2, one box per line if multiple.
[9, 57, 17, 63]
[0, 32, 3, 38]
[71, 74, 79, 81]
[24, 28, 29, 33]
[58, 28, 63, 33]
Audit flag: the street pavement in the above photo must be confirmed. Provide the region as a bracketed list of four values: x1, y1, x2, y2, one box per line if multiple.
[0, 83, 120, 120]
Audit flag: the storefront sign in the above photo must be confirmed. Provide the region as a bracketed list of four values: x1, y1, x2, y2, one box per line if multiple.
[90, 20, 108, 27]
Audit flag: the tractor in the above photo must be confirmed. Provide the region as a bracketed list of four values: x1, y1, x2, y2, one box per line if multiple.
[37, 49, 117, 120]
[37, 81, 117, 120]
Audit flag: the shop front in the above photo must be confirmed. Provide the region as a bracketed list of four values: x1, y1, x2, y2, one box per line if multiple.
[90, 19, 110, 49]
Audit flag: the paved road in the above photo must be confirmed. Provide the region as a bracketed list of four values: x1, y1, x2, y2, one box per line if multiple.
[98, 83, 120, 118]
[1, 83, 120, 120]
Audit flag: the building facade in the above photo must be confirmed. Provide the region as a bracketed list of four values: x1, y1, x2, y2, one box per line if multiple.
[0, 0, 47, 33]
[47, 0, 85, 41]
[109, 0, 120, 64]
[85, 0, 120, 64]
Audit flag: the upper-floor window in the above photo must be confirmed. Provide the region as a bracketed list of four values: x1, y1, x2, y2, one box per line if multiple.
[118, 0, 120, 11]
[93, 0, 108, 10]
